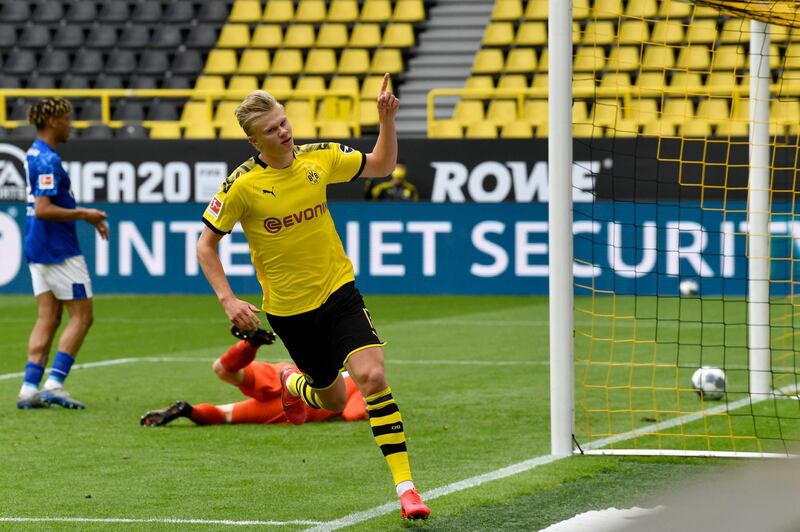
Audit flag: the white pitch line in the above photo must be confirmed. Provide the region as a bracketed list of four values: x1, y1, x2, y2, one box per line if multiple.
[0, 517, 322, 526]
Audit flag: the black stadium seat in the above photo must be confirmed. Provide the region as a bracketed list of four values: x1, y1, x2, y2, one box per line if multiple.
[147, 101, 180, 121]
[72, 49, 105, 75]
[0, 76, 22, 89]
[5, 50, 37, 75]
[9, 125, 37, 140]
[152, 26, 183, 49]
[130, 76, 158, 89]
[113, 101, 146, 121]
[105, 50, 137, 75]
[52, 26, 86, 49]
[164, 1, 195, 23]
[0, 1, 31, 23]
[186, 25, 218, 48]
[98, 0, 131, 23]
[138, 51, 170, 75]
[132, 0, 163, 23]
[86, 26, 118, 49]
[61, 74, 91, 89]
[32, 1, 65, 23]
[198, 1, 229, 22]
[119, 26, 151, 49]
[171, 51, 203, 75]
[80, 125, 114, 139]
[77, 101, 103, 121]
[162, 76, 192, 89]
[115, 124, 148, 139]
[19, 26, 52, 49]
[28, 76, 57, 89]
[94, 74, 124, 89]
[0, 25, 17, 49]
[66, 1, 97, 23]
[8, 99, 32, 121]
[38, 50, 71, 75]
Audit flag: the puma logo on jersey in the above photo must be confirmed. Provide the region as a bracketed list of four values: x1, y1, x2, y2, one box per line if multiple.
[262, 186, 276, 197]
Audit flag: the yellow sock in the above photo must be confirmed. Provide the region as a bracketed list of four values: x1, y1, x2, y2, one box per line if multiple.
[366, 387, 412, 485]
[287, 372, 321, 409]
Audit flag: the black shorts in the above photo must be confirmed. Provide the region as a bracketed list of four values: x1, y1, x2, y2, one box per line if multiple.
[266, 282, 383, 389]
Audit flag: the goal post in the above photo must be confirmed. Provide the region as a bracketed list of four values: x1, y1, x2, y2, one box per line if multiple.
[549, 0, 800, 457]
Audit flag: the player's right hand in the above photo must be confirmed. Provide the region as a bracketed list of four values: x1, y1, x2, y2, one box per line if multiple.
[82, 208, 109, 240]
[224, 298, 262, 332]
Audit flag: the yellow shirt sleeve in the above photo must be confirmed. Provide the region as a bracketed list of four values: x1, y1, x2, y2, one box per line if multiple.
[202, 178, 247, 234]
[328, 143, 366, 184]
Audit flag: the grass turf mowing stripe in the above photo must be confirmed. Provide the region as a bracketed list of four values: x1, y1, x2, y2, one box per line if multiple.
[0, 517, 322, 526]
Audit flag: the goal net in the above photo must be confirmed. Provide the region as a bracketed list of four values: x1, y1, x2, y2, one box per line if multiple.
[569, 0, 800, 456]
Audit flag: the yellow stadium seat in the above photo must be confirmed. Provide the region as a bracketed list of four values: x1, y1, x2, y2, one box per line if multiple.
[452, 100, 485, 127]
[359, 100, 379, 126]
[720, 18, 748, 44]
[370, 49, 403, 74]
[465, 122, 497, 138]
[524, 0, 547, 20]
[573, 123, 601, 137]
[531, 73, 548, 89]
[590, 99, 622, 127]
[270, 49, 302, 75]
[661, 98, 695, 124]
[642, 45, 674, 70]
[473, 49, 504, 75]
[497, 74, 527, 90]
[283, 24, 316, 48]
[217, 24, 250, 48]
[360, 0, 391, 22]
[572, 101, 588, 123]
[625, 0, 657, 18]
[318, 96, 352, 121]
[361, 75, 392, 97]
[730, 97, 748, 121]
[605, 46, 641, 72]
[184, 123, 216, 139]
[491, 0, 522, 21]
[329, 75, 359, 94]
[483, 22, 514, 47]
[771, 100, 800, 125]
[694, 5, 721, 17]
[304, 49, 337, 75]
[292, 120, 316, 139]
[669, 72, 703, 93]
[617, 20, 649, 45]
[573, 0, 590, 19]
[573, 46, 606, 72]
[522, 100, 547, 127]
[394, 0, 425, 22]
[428, 120, 463, 138]
[783, 43, 800, 70]
[230, 0, 263, 22]
[295, 0, 326, 23]
[465, 75, 494, 98]
[685, 19, 718, 44]
[318, 120, 351, 138]
[149, 123, 182, 139]
[350, 23, 382, 48]
[501, 120, 533, 138]
[505, 48, 537, 73]
[316, 24, 349, 48]
[675, 45, 711, 70]
[626, 98, 658, 124]
[611, 120, 640, 137]
[194, 75, 226, 92]
[716, 120, 748, 137]
[205, 50, 237, 75]
[706, 71, 736, 90]
[285, 100, 314, 123]
[238, 49, 271, 75]
[680, 119, 711, 137]
[581, 21, 616, 46]
[251, 25, 283, 48]
[214, 101, 240, 126]
[572, 76, 596, 95]
[634, 72, 665, 93]
[263, 0, 294, 23]
[228, 75, 259, 93]
[486, 99, 518, 127]
[328, 0, 359, 22]
[338, 49, 370, 75]
[711, 45, 746, 70]
[599, 72, 631, 91]
[219, 122, 247, 139]
[537, 48, 549, 72]
[642, 120, 676, 136]
[382, 23, 415, 48]
[658, 0, 692, 17]
[769, 24, 791, 44]
[515, 22, 546, 46]
[592, 0, 622, 18]
[262, 76, 293, 93]
[650, 20, 685, 45]
[181, 101, 212, 123]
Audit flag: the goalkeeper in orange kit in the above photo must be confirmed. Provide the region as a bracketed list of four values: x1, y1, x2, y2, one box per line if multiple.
[140, 327, 366, 427]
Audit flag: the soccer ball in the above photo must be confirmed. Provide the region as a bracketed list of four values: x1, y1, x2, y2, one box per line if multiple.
[691, 366, 726, 400]
[679, 279, 700, 296]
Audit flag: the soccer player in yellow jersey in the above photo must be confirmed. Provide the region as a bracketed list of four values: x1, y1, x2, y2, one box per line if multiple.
[196, 74, 430, 520]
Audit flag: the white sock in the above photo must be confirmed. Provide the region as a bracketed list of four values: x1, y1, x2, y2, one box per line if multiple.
[19, 383, 38, 399]
[396, 481, 415, 497]
[43, 379, 63, 391]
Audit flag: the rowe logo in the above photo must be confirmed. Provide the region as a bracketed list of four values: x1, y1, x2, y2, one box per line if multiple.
[0, 143, 28, 201]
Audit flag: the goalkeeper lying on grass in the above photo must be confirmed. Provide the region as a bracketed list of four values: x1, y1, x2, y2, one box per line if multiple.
[140, 327, 366, 427]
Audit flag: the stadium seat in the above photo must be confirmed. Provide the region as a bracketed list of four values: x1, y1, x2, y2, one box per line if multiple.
[9, 125, 37, 140]
[116, 125, 149, 139]
[152, 27, 183, 50]
[184, 123, 217, 139]
[171, 51, 204, 75]
[686, 19, 718, 44]
[164, 77, 192, 90]
[486, 100, 518, 127]
[625, 0, 657, 18]
[0, 1, 29, 22]
[625, 99, 658, 125]
[522, 100, 548, 127]
[130, 76, 158, 89]
[94, 74, 123, 89]
[716, 121, 748, 137]
[505, 48, 537, 73]
[516, 22, 547, 46]
[291, 120, 316, 138]
[452, 100, 485, 127]
[582, 21, 616, 46]
[661, 98, 695, 125]
[473, 49, 505, 75]
[296, 76, 327, 93]
[33, 0, 64, 22]
[113, 101, 146, 122]
[147, 102, 180, 121]
[263, 76, 293, 93]
[599, 72, 631, 91]
[592, 0, 623, 19]
[465, 122, 498, 138]
[5, 50, 37, 75]
[483, 23, 514, 47]
[187, 25, 219, 49]
[358, 100, 379, 126]
[680, 119, 711, 137]
[99, 0, 130, 22]
[617, 20, 649, 45]
[719, 19, 748, 44]
[296, 0, 327, 23]
[263, 0, 294, 23]
[238, 49, 271, 75]
[350, 24, 382, 48]
[252, 25, 283, 48]
[119, 26, 151, 49]
[106, 50, 137, 75]
[360, 0, 392, 22]
[573, 47, 606, 72]
[641, 46, 675, 70]
[181, 101, 212, 124]
[523, 0, 548, 20]
[218, 25, 251, 49]
[213, 101, 240, 127]
[0, 25, 16, 49]
[220, 122, 248, 139]
[370, 49, 403, 74]
[497, 74, 527, 90]
[0, 76, 21, 89]
[428, 120, 462, 138]
[318, 121, 351, 138]
[361, 75, 392, 98]
[328, 0, 359, 22]
[28, 76, 56, 89]
[317, 24, 349, 48]
[205, 50, 238, 75]
[53, 26, 85, 49]
[38, 51, 70, 75]
[531, 73, 548, 90]
[19, 26, 51, 49]
[270, 49, 302, 75]
[590, 100, 622, 128]
[501, 120, 533, 138]
[305, 49, 337, 75]
[338, 49, 370, 75]
[164, 1, 195, 23]
[635, 72, 666, 93]
[76, 101, 103, 121]
[132, 0, 162, 22]
[491, 0, 522, 21]
[285, 100, 314, 125]
[605, 47, 641, 72]
[230, 0, 263, 23]
[329, 76, 359, 94]
[611, 120, 640, 137]
[393, 0, 425, 22]
[198, 1, 229, 22]
[572, 100, 589, 123]
[66, 1, 97, 22]
[80, 125, 114, 139]
[61, 75, 90, 89]
[657, 0, 692, 17]
[195, 75, 226, 92]
[284, 24, 316, 48]
[86, 26, 118, 49]
[650, 20, 685, 45]
[149, 124, 183, 140]
[675, 45, 711, 70]
[465, 75, 494, 95]
[228, 75, 260, 93]
[711, 45, 746, 70]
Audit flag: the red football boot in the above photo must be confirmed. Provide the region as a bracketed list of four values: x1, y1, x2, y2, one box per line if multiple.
[399, 488, 430, 520]
[279, 366, 307, 425]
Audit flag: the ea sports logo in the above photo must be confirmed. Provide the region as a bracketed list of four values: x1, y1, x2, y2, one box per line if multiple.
[0, 143, 27, 202]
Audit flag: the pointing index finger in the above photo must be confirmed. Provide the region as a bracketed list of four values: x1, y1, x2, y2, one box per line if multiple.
[380, 73, 390, 94]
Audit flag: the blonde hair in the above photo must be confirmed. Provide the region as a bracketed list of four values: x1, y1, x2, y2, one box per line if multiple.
[235, 90, 281, 135]
[28, 97, 73, 130]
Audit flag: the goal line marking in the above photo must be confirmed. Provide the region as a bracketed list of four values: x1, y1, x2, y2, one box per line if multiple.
[0, 517, 322, 526]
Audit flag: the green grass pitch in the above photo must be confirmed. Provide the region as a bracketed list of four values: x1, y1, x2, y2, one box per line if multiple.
[0, 294, 770, 530]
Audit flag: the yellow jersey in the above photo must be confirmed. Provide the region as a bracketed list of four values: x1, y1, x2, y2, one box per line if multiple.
[202, 142, 366, 316]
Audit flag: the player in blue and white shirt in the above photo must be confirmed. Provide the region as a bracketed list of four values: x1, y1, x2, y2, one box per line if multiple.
[18, 97, 109, 410]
